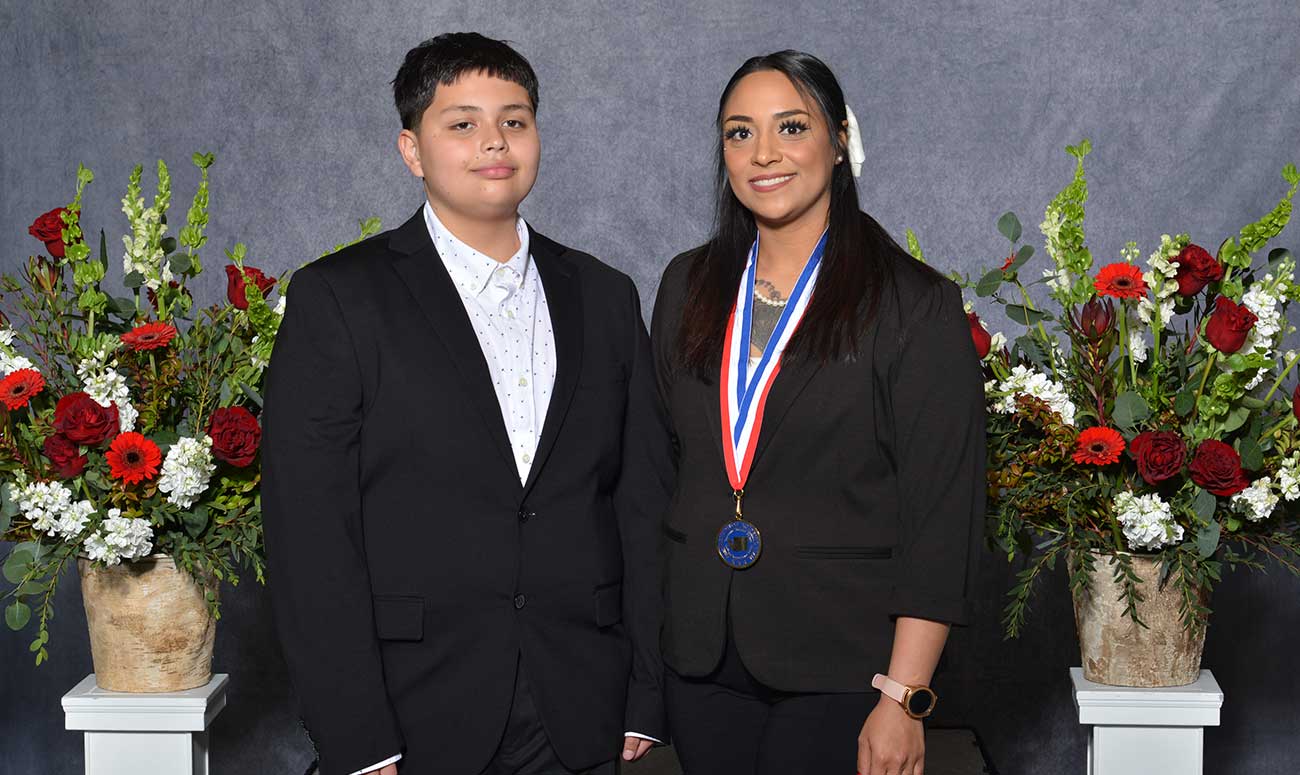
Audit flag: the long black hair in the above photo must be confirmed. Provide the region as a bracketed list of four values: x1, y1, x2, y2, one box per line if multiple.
[677, 50, 907, 374]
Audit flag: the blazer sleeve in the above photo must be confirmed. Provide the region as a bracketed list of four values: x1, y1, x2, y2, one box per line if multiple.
[262, 267, 404, 773]
[614, 276, 673, 740]
[887, 279, 987, 626]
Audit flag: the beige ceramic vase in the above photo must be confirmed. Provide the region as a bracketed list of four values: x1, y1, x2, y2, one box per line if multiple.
[1071, 550, 1208, 687]
[78, 554, 217, 692]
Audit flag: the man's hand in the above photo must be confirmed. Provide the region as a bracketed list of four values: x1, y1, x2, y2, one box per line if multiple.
[857, 696, 925, 775]
[621, 735, 654, 762]
[362, 764, 398, 775]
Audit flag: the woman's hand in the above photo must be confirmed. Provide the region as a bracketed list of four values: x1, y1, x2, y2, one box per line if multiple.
[857, 695, 925, 775]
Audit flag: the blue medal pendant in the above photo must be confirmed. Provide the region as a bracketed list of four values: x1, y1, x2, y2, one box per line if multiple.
[717, 518, 762, 569]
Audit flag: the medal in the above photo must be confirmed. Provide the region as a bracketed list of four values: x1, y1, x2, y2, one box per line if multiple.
[716, 232, 826, 569]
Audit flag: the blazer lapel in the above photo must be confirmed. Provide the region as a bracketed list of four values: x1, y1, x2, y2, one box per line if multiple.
[387, 208, 519, 480]
[521, 229, 582, 496]
[715, 348, 823, 480]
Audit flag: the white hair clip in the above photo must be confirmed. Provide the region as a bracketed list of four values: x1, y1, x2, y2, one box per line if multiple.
[844, 105, 865, 178]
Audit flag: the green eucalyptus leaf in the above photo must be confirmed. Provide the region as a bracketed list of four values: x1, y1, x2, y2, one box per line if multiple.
[182, 506, 209, 539]
[1226, 516, 1242, 532]
[168, 254, 192, 276]
[997, 212, 1023, 243]
[1196, 521, 1221, 559]
[3, 549, 34, 584]
[1112, 391, 1150, 429]
[237, 383, 263, 407]
[1174, 389, 1196, 417]
[976, 268, 1004, 297]
[1239, 439, 1264, 471]
[1005, 304, 1050, 325]
[160, 237, 177, 255]
[98, 229, 109, 270]
[1191, 488, 1217, 522]
[123, 271, 145, 289]
[5, 601, 31, 631]
[1009, 244, 1035, 271]
[1222, 406, 1250, 433]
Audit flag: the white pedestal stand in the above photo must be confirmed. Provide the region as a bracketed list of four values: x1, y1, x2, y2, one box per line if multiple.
[62, 673, 229, 775]
[1070, 667, 1222, 775]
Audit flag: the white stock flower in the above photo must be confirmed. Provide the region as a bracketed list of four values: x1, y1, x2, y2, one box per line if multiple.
[1129, 331, 1148, 364]
[273, 294, 287, 317]
[0, 328, 14, 347]
[986, 332, 1007, 358]
[85, 510, 153, 566]
[0, 352, 34, 376]
[987, 364, 1077, 425]
[12, 481, 75, 536]
[157, 435, 216, 509]
[77, 356, 136, 433]
[1279, 454, 1300, 502]
[1112, 491, 1184, 551]
[1232, 477, 1280, 522]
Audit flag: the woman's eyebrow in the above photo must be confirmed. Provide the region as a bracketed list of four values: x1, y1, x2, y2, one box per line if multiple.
[723, 109, 810, 123]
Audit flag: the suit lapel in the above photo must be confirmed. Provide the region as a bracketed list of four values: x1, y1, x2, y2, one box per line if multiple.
[522, 229, 581, 496]
[712, 344, 823, 481]
[387, 208, 520, 480]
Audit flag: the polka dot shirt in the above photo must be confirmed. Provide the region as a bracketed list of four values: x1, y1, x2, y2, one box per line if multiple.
[424, 202, 556, 483]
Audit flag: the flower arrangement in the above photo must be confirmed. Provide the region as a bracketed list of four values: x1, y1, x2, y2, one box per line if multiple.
[1, 155, 379, 663]
[918, 140, 1300, 637]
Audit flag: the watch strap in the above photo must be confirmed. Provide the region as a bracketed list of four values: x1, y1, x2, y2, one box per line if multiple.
[871, 673, 908, 704]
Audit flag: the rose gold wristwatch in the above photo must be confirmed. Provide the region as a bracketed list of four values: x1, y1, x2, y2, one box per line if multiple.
[872, 673, 938, 719]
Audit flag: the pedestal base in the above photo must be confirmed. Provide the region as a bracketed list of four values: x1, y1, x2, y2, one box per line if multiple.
[1070, 667, 1222, 775]
[62, 673, 228, 775]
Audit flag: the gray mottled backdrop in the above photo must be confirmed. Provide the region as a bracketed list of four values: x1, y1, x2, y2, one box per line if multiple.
[2, 1, 1299, 773]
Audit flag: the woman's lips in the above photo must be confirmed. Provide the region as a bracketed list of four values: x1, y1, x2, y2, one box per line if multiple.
[749, 173, 794, 192]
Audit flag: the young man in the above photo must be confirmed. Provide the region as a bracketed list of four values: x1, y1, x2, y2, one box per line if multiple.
[262, 33, 669, 775]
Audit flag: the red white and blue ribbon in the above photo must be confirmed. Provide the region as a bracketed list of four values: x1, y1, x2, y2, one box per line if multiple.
[719, 231, 826, 491]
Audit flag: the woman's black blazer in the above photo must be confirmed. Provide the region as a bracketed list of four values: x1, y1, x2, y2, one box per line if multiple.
[650, 227, 987, 693]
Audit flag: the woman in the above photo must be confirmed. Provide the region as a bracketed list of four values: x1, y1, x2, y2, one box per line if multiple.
[650, 51, 986, 775]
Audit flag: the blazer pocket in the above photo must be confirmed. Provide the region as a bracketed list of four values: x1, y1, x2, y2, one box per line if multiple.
[594, 581, 623, 628]
[793, 546, 894, 560]
[372, 595, 424, 641]
[662, 523, 687, 544]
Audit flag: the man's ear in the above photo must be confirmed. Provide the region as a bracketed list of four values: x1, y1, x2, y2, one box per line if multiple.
[397, 129, 423, 178]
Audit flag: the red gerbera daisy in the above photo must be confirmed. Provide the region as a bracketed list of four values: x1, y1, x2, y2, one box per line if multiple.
[1093, 263, 1148, 300]
[1073, 426, 1126, 466]
[106, 432, 162, 484]
[0, 369, 45, 410]
[0, 368, 45, 410]
[120, 321, 178, 351]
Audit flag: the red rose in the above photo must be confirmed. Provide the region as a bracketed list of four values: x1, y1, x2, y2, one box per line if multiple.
[1204, 297, 1257, 354]
[967, 312, 992, 358]
[1188, 439, 1249, 496]
[28, 208, 68, 259]
[224, 265, 276, 311]
[208, 406, 261, 466]
[1172, 244, 1224, 297]
[54, 392, 120, 446]
[1128, 430, 1186, 485]
[43, 433, 87, 479]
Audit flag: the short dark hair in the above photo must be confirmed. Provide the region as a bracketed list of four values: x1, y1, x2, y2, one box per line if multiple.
[392, 33, 540, 131]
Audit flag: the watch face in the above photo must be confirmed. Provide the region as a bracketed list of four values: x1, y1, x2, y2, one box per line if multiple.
[906, 687, 936, 717]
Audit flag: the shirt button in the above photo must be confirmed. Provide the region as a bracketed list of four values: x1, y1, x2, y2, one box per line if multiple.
[514, 594, 527, 610]
[522, 453, 531, 463]
[518, 377, 528, 387]
[506, 309, 516, 319]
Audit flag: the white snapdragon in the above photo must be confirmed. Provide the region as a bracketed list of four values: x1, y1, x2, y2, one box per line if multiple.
[1112, 491, 1184, 551]
[1231, 477, 1280, 523]
[986, 364, 1077, 425]
[0, 328, 14, 347]
[986, 332, 1007, 359]
[273, 293, 286, 317]
[1279, 454, 1300, 502]
[157, 435, 216, 509]
[1134, 236, 1181, 331]
[0, 327, 34, 376]
[84, 509, 153, 566]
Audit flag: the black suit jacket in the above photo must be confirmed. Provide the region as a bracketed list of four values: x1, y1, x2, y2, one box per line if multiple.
[262, 209, 671, 775]
[650, 229, 986, 693]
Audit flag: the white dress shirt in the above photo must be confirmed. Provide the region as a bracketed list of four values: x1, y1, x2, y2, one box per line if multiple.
[347, 206, 653, 775]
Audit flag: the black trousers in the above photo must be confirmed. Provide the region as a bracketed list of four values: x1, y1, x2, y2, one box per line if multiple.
[480, 658, 617, 775]
[666, 627, 872, 775]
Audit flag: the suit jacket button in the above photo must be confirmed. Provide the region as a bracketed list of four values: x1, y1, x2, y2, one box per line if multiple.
[518, 508, 530, 523]
[514, 593, 527, 610]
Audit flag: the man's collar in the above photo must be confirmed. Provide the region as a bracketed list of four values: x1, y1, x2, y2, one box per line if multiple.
[422, 201, 530, 297]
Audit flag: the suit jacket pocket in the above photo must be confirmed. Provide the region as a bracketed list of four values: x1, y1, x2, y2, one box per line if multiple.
[594, 581, 623, 628]
[373, 595, 424, 641]
[793, 546, 894, 560]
